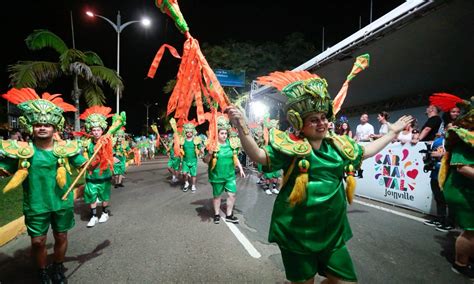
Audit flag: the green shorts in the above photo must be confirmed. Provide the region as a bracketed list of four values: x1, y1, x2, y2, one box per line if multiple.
[211, 180, 237, 197]
[279, 239, 357, 282]
[113, 161, 126, 175]
[84, 179, 112, 204]
[168, 157, 181, 171]
[182, 161, 197, 177]
[25, 208, 75, 237]
[263, 170, 281, 179]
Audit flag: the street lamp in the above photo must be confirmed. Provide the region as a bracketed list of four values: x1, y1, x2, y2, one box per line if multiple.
[144, 102, 158, 136]
[86, 10, 151, 113]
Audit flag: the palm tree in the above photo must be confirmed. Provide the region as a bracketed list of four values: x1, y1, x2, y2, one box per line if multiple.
[9, 29, 124, 130]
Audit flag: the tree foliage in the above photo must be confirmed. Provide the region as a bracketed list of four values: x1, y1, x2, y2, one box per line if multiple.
[8, 29, 124, 130]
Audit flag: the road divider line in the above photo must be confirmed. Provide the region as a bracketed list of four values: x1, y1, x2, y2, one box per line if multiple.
[353, 199, 427, 223]
[221, 210, 261, 259]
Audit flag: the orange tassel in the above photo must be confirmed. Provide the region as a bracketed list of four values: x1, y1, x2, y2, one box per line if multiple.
[211, 155, 217, 171]
[438, 152, 451, 189]
[345, 164, 356, 204]
[288, 159, 310, 206]
[3, 168, 28, 193]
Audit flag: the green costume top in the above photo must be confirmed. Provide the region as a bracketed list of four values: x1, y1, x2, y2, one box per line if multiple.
[182, 138, 201, 164]
[442, 128, 474, 230]
[114, 140, 130, 157]
[0, 142, 86, 215]
[207, 140, 236, 183]
[86, 141, 112, 180]
[263, 130, 363, 253]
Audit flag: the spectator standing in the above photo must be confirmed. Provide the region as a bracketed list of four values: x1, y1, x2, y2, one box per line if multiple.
[415, 104, 442, 142]
[354, 112, 374, 142]
[370, 111, 390, 140]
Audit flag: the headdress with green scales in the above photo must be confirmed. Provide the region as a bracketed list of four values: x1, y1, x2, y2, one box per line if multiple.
[1, 88, 77, 134]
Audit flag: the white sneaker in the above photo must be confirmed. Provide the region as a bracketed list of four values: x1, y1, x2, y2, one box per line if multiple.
[171, 176, 178, 183]
[87, 216, 99, 227]
[265, 189, 272, 195]
[191, 185, 197, 192]
[184, 181, 189, 188]
[99, 213, 109, 223]
[271, 188, 280, 194]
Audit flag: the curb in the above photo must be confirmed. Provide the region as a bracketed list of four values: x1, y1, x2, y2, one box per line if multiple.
[0, 186, 84, 247]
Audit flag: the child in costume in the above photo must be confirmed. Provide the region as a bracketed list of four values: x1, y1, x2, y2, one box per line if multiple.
[433, 94, 474, 279]
[0, 88, 87, 283]
[166, 133, 182, 184]
[80, 106, 114, 228]
[180, 122, 203, 192]
[203, 115, 245, 224]
[261, 116, 282, 195]
[226, 61, 414, 283]
[113, 127, 130, 188]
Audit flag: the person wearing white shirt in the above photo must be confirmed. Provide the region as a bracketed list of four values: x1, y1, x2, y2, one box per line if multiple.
[355, 113, 374, 142]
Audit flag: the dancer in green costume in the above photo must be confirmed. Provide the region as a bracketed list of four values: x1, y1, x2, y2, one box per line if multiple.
[113, 127, 130, 188]
[432, 93, 474, 279]
[203, 115, 245, 224]
[226, 59, 413, 283]
[166, 134, 182, 184]
[262, 116, 282, 195]
[80, 106, 114, 228]
[0, 88, 87, 283]
[180, 122, 202, 192]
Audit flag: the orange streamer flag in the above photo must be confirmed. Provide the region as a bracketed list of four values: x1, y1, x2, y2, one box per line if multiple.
[147, 0, 229, 128]
[204, 109, 219, 152]
[169, 118, 182, 157]
[332, 54, 370, 115]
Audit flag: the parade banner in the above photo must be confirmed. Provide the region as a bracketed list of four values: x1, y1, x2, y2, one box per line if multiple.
[356, 142, 436, 215]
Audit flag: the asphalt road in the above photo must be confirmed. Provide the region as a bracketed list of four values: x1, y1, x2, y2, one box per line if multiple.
[0, 156, 471, 283]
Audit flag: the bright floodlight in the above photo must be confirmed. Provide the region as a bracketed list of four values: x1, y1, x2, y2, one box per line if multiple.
[86, 11, 94, 17]
[251, 101, 268, 120]
[141, 18, 151, 27]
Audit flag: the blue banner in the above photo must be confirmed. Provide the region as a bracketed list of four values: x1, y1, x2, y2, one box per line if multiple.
[215, 69, 245, 87]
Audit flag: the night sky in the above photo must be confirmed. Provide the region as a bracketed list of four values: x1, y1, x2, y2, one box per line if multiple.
[0, 0, 404, 134]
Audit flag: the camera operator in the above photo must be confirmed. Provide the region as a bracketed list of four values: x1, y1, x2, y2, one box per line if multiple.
[422, 123, 454, 232]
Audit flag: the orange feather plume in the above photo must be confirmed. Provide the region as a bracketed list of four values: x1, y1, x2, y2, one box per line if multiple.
[429, 93, 464, 112]
[2, 88, 76, 112]
[257, 71, 320, 91]
[80, 106, 113, 120]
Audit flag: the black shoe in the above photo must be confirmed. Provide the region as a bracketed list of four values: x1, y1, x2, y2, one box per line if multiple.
[435, 223, 455, 232]
[225, 215, 239, 224]
[423, 219, 441, 227]
[213, 215, 220, 224]
[38, 268, 51, 284]
[118, 183, 124, 187]
[51, 262, 67, 284]
[452, 263, 474, 280]
[114, 185, 119, 188]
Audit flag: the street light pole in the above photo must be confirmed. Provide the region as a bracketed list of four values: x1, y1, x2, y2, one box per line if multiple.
[86, 11, 150, 114]
[144, 103, 151, 136]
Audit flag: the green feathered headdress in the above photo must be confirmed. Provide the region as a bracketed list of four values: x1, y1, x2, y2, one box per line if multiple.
[1, 88, 76, 134]
[257, 54, 370, 130]
[80, 106, 113, 132]
[217, 115, 231, 131]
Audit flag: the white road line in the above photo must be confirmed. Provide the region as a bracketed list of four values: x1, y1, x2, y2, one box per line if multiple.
[220, 210, 262, 259]
[353, 199, 427, 223]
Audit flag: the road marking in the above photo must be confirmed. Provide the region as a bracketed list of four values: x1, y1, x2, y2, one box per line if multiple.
[353, 199, 427, 223]
[220, 211, 262, 259]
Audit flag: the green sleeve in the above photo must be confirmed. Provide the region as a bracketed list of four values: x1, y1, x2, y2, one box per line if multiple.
[262, 145, 291, 173]
[450, 142, 474, 166]
[0, 157, 18, 175]
[69, 153, 87, 169]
